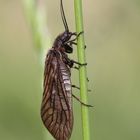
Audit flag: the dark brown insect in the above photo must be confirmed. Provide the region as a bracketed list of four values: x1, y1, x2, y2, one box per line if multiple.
[40, 0, 92, 140]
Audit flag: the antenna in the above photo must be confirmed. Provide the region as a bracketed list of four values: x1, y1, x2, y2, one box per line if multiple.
[60, 0, 69, 31]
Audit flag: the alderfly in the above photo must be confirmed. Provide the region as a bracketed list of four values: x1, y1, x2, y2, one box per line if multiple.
[40, 0, 92, 139]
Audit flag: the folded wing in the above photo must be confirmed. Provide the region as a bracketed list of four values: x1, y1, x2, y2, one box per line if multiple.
[41, 50, 73, 140]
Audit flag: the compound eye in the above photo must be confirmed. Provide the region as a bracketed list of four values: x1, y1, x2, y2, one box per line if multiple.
[64, 44, 73, 53]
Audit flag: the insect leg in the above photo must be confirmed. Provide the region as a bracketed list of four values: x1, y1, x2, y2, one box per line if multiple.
[72, 94, 93, 107]
[71, 60, 87, 66]
[69, 41, 86, 50]
[69, 60, 89, 82]
[67, 31, 84, 44]
[72, 85, 80, 90]
[73, 66, 80, 70]
[70, 60, 87, 70]
[72, 85, 91, 92]
[65, 56, 87, 69]
[71, 31, 84, 37]
[69, 41, 77, 46]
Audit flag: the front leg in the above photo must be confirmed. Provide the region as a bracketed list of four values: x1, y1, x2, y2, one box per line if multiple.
[69, 41, 86, 49]
[67, 31, 84, 44]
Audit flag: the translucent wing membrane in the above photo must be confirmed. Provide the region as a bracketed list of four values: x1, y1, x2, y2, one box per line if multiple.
[41, 49, 73, 140]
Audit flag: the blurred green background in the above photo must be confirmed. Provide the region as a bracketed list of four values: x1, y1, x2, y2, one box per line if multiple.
[0, 0, 140, 140]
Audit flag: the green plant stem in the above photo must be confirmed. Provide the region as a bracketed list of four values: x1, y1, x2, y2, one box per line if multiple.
[23, 0, 52, 139]
[74, 0, 91, 140]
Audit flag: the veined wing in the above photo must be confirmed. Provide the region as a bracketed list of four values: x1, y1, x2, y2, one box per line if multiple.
[41, 49, 73, 140]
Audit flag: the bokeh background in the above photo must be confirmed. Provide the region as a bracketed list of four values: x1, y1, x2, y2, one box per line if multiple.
[0, 0, 140, 140]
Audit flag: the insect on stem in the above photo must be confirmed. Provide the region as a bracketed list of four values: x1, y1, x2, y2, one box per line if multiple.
[40, 0, 92, 140]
